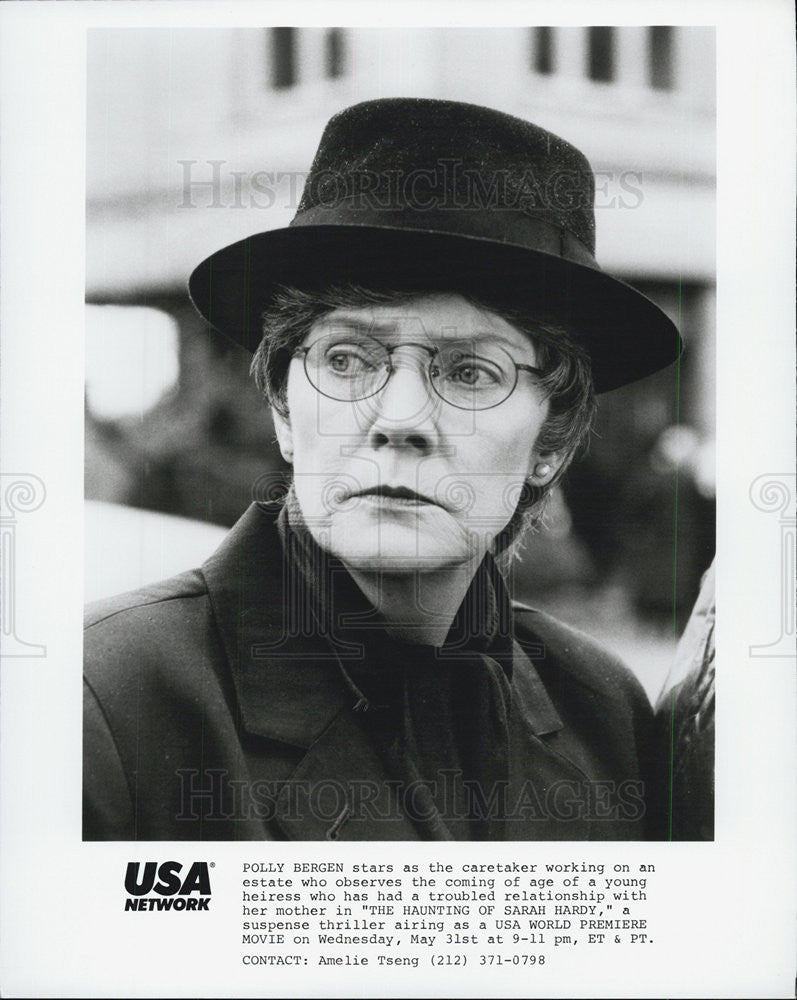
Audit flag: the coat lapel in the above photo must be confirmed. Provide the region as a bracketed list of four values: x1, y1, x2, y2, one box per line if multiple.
[202, 503, 348, 747]
[510, 637, 564, 736]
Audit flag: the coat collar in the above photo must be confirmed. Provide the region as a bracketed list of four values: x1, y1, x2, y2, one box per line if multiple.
[201, 502, 564, 751]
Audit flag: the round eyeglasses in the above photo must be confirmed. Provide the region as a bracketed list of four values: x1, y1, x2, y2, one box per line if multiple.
[295, 334, 545, 411]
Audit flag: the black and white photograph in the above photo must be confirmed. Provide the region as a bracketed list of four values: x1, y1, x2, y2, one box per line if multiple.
[0, 3, 794, 997]
[84, 26, 716, 844]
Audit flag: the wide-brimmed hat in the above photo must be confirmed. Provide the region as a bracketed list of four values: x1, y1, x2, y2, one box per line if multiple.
[189, 98, 681, 392]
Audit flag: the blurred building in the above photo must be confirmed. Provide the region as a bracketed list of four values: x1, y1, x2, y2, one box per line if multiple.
[85, 27, 716, 625]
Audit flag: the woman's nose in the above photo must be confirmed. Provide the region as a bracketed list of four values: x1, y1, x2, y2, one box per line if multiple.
[364, 355, 441, 452]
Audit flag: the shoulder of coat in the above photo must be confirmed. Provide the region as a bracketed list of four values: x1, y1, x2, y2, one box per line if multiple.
[512, 601, 646, 705]
[84, 568, 207, 630]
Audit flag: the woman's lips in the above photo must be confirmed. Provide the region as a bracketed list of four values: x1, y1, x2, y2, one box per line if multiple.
[350, 486, 439, 506]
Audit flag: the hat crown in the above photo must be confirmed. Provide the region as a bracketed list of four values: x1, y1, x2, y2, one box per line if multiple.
[296, 98, 596, 255]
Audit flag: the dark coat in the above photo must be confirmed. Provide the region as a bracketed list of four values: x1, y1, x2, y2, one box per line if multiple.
[84, 503, 660, 841]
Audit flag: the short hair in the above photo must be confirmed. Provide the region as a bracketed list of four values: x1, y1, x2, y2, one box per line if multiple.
[251, 283, 597, 559]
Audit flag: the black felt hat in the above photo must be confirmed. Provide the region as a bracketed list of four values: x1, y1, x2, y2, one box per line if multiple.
[188, 98, 681, 392]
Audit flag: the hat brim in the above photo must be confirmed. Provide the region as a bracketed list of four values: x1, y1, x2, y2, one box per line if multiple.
[188, 225, 681, 393]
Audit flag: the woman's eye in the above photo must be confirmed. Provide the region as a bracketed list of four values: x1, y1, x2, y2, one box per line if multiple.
[329, 352, 352, 372]
[325, 345, 374, 373]
[452, 365, 479, 385]
[449, 362, 496, 385]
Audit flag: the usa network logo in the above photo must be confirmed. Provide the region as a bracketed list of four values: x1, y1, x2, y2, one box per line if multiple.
[124, 861, 213, 911]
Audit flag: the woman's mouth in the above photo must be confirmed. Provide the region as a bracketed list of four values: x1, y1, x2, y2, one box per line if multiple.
[351, 485, 438, 506]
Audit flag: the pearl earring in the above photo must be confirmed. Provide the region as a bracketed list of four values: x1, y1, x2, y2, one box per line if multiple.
[534, 462, 552, 479]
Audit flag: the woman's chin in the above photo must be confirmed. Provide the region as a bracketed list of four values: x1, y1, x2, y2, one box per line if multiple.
[335, 552, 465, 573]
[322, 512, 486, 572]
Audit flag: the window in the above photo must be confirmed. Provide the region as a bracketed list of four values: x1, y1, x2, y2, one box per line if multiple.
[85, 305, 179, 420]
[325, 28, 345, 79]
[587, 26, 615, 82]
[270, 27, 297, 89]
[648, 26, 675, 90]
[532, 26, 554, 74]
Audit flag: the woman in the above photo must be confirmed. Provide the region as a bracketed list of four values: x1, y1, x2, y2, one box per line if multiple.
[84, 98, 680, 840]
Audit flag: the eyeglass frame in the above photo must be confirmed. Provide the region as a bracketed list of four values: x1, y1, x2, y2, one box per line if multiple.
[292, 336, 546, 412]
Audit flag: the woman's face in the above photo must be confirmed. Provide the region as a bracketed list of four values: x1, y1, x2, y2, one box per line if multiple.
[273, 293, 556, 571]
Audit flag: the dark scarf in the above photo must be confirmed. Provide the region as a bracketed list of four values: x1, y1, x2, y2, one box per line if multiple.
[277, 490, 514, 840]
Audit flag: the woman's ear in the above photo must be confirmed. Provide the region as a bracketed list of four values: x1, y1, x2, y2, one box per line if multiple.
[271, 407, 294, 463]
